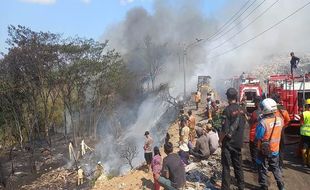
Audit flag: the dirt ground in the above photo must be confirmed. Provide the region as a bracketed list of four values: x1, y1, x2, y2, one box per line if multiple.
[0, 135, 96, 190]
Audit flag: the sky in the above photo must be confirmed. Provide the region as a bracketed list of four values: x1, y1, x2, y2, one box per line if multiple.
[0, 0, 227, 53]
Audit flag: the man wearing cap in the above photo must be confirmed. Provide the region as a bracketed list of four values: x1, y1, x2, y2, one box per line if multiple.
[300, 99, 310, 167]
[144, 131, 153, 172]
[155, 142, 186, 190]
[220, 88, 246, 190]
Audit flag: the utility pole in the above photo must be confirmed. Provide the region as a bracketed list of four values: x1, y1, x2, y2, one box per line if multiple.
[183, 48, 187, 100]
[181, 38, 203, 101]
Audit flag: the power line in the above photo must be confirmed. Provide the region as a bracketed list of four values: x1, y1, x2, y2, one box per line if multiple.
[211, 0, 269, 42]
[209, 0, 280, 52]
[204, 0, 257, 41]
[209, 1, 310, 59]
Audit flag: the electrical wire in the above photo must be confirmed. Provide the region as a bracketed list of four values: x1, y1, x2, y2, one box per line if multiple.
[209, 1, 310, 59]
[209, 0, 280, 52]
[211, 0, 269, 42]
[204, 0, 257, 41]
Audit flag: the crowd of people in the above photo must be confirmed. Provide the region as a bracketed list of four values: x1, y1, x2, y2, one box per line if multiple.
[143, 89, 221, 190]
[142, 84, 310, 190]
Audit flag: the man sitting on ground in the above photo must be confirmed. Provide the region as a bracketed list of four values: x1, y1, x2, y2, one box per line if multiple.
[204, 123, 219, 155]
[189, 127, 210, 160]
[155, 142, 186, 190]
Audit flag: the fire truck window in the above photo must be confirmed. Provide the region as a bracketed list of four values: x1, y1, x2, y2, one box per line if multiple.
[298, 92, 310, 108]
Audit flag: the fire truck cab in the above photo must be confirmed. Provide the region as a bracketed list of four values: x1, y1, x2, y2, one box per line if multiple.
[226, 74, 263, 113]
[239, 76, 263, 113]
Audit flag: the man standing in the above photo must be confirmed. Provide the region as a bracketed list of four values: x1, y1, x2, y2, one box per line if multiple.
[144, 131, 153, 172]
[188, 110, 196, 144]
[290, 52, 300, 75]
[220, 88, 246, 190]
[300, 99, 310, 167]
[178, 109, 189, 141]
[248, 96, 262, 170]
[180, 121, 190, 145]
[256, 98, 285, 190]
[194, 91, 201, 110]
[77, 166, 84, 186]
[272, 94, 290, 170]
[155, 142, 186, 190]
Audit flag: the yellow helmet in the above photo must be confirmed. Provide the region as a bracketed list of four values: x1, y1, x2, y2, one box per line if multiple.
[305, 99, 310, 105]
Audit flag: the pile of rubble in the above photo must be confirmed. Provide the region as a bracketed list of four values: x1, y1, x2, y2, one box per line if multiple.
[250, 53, 310, 81]
[19, 167, 76, 190]
[185, 149, 222, 190]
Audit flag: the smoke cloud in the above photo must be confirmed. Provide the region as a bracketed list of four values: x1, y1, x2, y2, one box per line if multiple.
[97, 0, 310, 172]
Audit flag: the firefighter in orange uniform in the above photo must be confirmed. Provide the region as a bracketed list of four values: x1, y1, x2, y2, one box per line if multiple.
[272, 94, 290, 170]
[256, 98, 284, 190]
[248, 96, 262, 170]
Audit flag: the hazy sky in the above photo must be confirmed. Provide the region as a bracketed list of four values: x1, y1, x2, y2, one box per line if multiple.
[0, 0, 227, 52]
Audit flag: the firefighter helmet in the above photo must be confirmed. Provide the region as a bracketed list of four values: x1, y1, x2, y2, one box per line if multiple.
[260, 98, 277, 115]
[305, 99, 310, 105]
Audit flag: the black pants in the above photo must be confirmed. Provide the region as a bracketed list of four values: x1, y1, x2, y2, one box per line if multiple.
[221, 145, 244, 190]
[249, 141, 258, 167]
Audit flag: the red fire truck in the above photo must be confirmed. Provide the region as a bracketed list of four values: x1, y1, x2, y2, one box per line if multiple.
[227, 74, 263, 113]
[267, 73, 310, 134]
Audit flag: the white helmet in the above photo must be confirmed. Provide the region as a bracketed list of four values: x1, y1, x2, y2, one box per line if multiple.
[260, 98, 277, 115]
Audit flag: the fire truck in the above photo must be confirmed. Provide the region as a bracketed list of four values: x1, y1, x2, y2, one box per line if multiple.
[227, 74, 263, 113]
[266, 73, 310, 134]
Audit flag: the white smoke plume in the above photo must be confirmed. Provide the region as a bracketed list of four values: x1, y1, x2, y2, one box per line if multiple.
[97, 0, 310, 172]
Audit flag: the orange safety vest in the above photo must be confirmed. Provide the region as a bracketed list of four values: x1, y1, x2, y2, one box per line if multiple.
[259, 116, 283, 153]
[249, 110, 260, 142]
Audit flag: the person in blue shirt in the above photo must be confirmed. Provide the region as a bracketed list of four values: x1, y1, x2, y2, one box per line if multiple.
[255, 98, 285, 190]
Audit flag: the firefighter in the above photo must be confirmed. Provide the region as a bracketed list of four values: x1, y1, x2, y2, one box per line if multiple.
[256, 98, 285, 190]
[300, 99, 310, 167]
[290, 52, 300, 75]
[94, 161, 104, 180]
[248, 96, 262, 170]
[219, 88, 246, 190]
[77, 166, 84, 186]
[272, 94, 290, 170]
